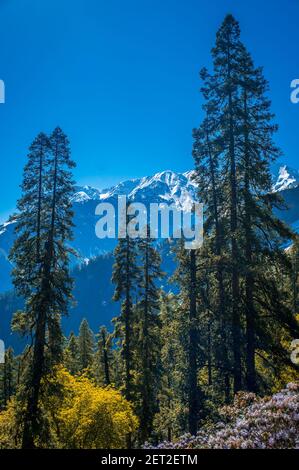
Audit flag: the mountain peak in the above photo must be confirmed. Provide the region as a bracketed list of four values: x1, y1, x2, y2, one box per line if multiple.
[272, 164, 299, 192]
[71, 185, 102, 203]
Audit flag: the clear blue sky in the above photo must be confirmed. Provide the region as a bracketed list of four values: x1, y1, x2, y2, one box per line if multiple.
[0, 0, 298, 221]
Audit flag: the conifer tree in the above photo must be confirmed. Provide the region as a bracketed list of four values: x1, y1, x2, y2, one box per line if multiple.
[174, 241, 205, 435]
[10, 132, 50, 300]
[112, 225, 139, 401]
[3, 348, 15, 406]
[135, 230, 163, 441]
[78, 318, 95, 370]
[47, 313, 64, 366]
[97, 326, 112, 385]
[10, 127, 75, 448]
[154, 293, 188, 441]
[194, 14, 299, 396]
[290, 238, 299, 315]
[193, 112, 231, 401]
[210, 15, 243, 392]
[64, 332, 80, 375]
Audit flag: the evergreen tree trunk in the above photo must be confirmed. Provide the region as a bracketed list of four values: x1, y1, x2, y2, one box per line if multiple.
[206, 128, 231, 402]
[36, 139, 44, 263]
[140, 240, 150, 441]
[291, 241, 299, 315]
[101, 329, 111, 386]
[188, 249, 198, 435]
[124, 237, 133, 402]
[124, 237, 133, 450]
[21, 311, 46, 448]
[3, 349, 14, 405]
[112, 221, 139, 448]
[227, 38, 242, 393]
[22, 251, 51, 448]
[243, 89, 256, 392]
[79, 319, 95, 369]
[207, 320, 212, 387]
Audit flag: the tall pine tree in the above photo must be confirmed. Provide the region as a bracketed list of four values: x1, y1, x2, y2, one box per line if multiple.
[193, 14, 299, 396]
[10, 127, 75, 448]
[112, 219, 139, 402]
[135, 230, 163, 441]
[78, 318, 95, 370]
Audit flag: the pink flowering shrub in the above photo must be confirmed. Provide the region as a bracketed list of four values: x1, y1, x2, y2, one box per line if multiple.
[146, 383, 299, 449]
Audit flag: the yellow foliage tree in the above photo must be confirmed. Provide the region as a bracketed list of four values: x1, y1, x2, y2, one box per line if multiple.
[0, 366, 138, 449]
[0, 398, 20, 448]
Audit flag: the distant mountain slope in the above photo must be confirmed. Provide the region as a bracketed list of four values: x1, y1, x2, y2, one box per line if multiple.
[0, 220, 17, 292]
[0, 170, 197, 292]
[0, 242, 176, 352]
[0, 254, 116, 352]
[1, 165, 299, 294]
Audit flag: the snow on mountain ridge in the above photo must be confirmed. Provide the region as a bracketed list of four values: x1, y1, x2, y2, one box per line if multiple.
[73, 170, 198, 210]
[70, 191, 91, 203]
[0, 219, 16, 236]
[1, 165, 299, 293]
[72, 165, 299, 210]
[3, 165, 299, 235]
[121, 170, 198, 211]
[71, 185, 102, 203]
[272, 165, 299, 192]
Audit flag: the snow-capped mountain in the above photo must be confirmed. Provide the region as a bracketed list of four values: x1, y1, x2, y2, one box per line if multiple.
[70, 164, 299, 206]
[71, 170, 197, 211]
[271, 164, 299, 192]
[0, 170, 197, 292]
[1, 166, 299, 293]
[71, 185, 102, 203]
